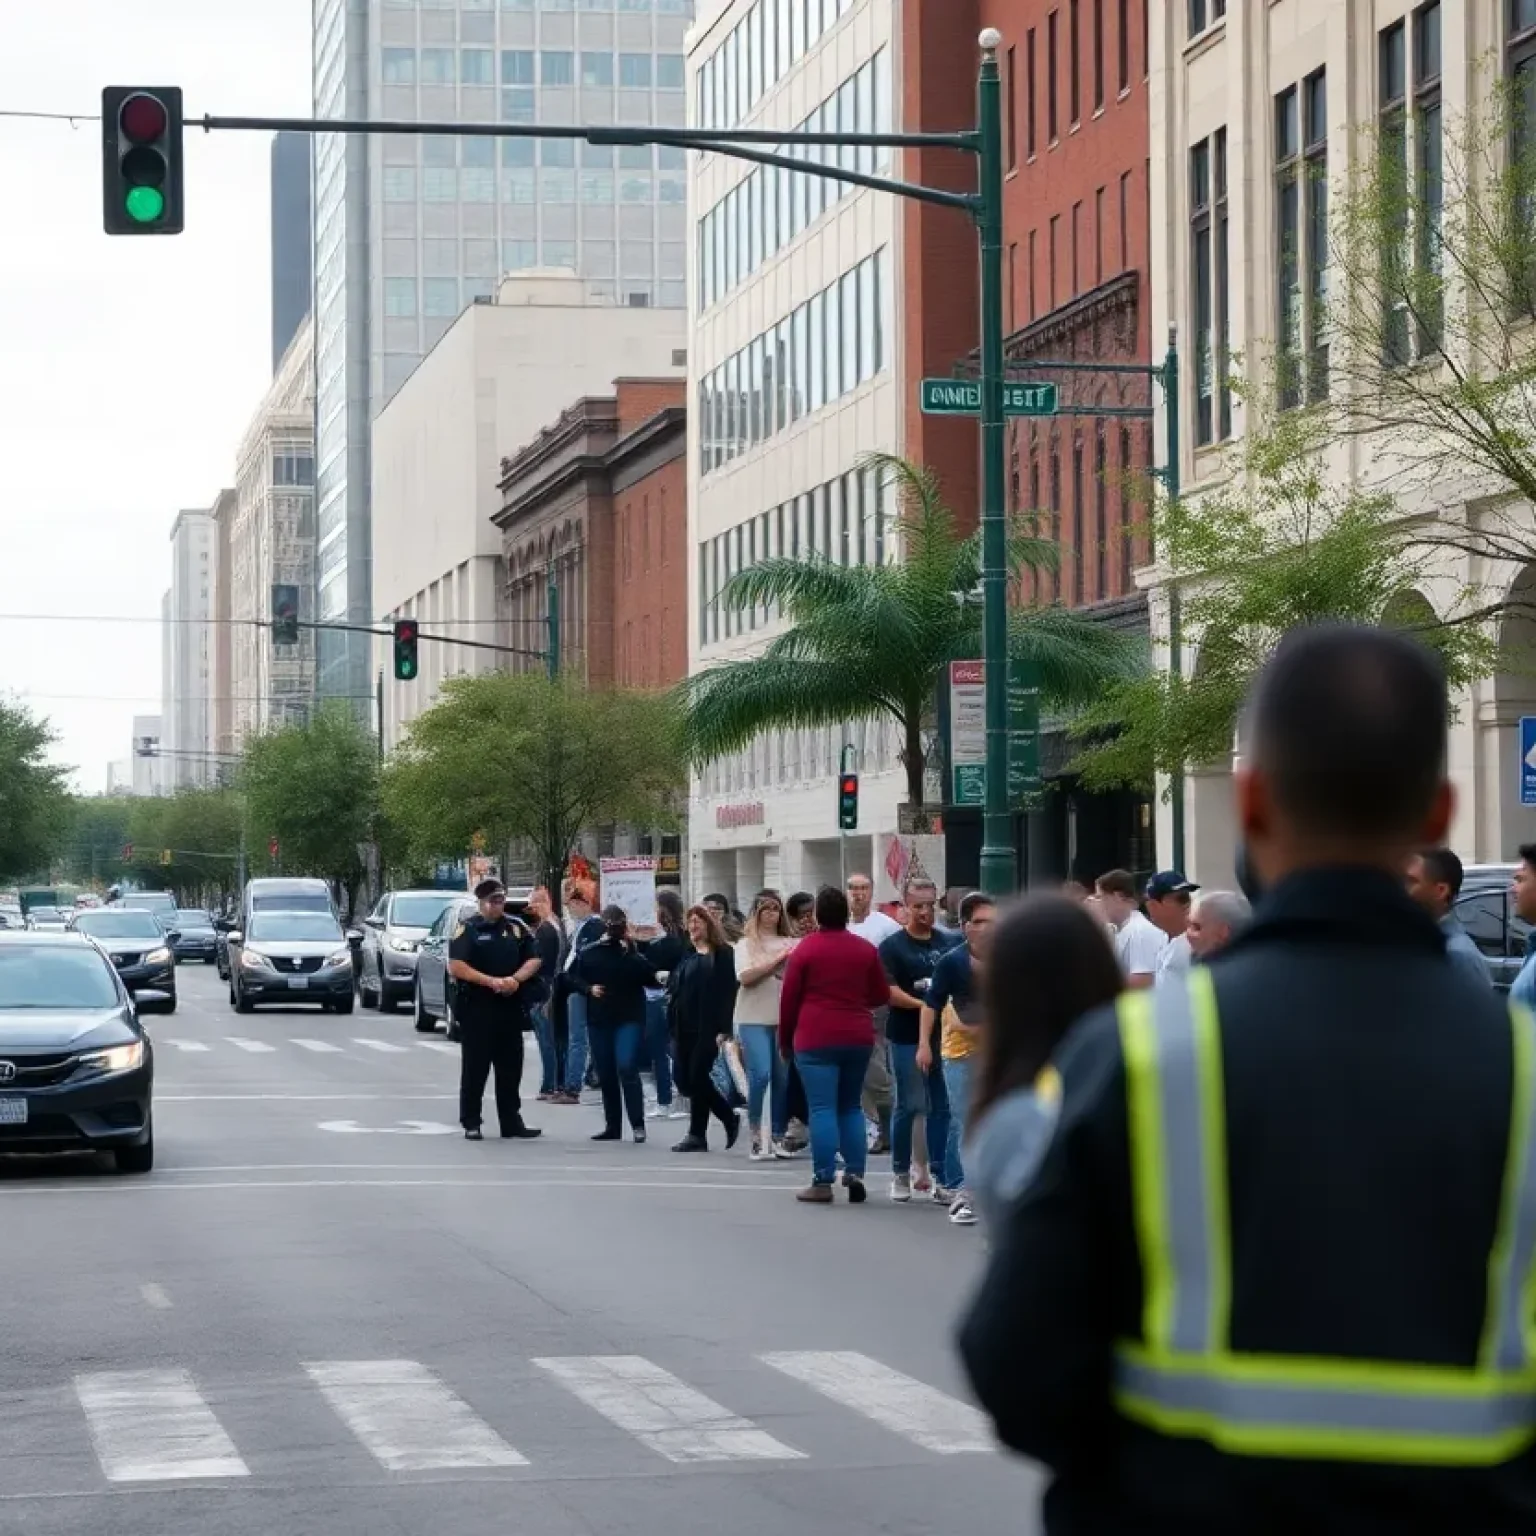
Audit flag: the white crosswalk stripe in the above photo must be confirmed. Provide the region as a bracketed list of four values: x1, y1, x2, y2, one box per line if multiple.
[225, 1038, 276, 1054]
[304, 1360, 527, 1471]
[290, 1038, 345, 1053]
[162, 1039, 210, 1052]
[533, 1355, 804, 1463]
[416, 1040, 456, 1054]
[758, 1352, 992, 1454]
[74, 1369, 250, 1483]
[351, 1037, 409, 1054]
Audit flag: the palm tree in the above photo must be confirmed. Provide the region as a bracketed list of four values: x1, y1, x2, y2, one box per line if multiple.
[676, 452, 1143, 809]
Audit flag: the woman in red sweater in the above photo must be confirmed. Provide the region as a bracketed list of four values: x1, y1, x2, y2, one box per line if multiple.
[778, 885, 891, 1204]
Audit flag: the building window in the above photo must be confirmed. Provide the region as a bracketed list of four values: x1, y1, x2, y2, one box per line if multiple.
[1069, 0, 1081, 125]
[1026, 29, 1037, 158]
[420, 49, 455, 84]
[1095, 185, 1105, 284]
[1118, 0, 1129, 93]
[581, 51, 614, 86]
[1049, 213, 1059, 307]
[501, 49, 535, 85]
[657, 54, 685, 89]
[1093, 0, 1104, 112]
[424, 277, 458, 317]
[1071, 435, 1084, 605]
[1094, 423, 1108, 598]
[461, 49, 494, 85]
[1415, 3, 1444, 353]
[1071, 199, 1081, 293]
[1118, 424, 1133, 575]
[619, 53, 652, 87]
[1215, 131, 1231, 440]
[542, 50, 574, 85]
[1007, 45, 1018, 169]
[382, 48, 416, 85]
[1191, 134, 1214, 445]
[1188, 0, 1224, 37]
[1277, 72, 1328, 408]
[1047, 9, 1059, 142]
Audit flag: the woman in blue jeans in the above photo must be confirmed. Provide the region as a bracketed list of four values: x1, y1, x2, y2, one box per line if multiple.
[732, 889, 798, 1159]
[777, 886, 893, 1203]
[638, 888, 688, 1118]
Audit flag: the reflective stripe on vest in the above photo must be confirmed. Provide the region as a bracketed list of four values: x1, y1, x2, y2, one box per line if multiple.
[1114, 973, 1536, 1466]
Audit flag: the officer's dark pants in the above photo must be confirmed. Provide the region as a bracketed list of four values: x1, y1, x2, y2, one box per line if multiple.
[459, 1018, 525, 1131]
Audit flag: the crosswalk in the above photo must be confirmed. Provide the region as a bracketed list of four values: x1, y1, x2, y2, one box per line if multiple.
[54, 1350, 989, 1486]
[156, 1035, 450, 1061]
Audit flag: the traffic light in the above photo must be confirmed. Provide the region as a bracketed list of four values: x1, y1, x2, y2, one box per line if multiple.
[393, 618, 420, 682]
[268, 838, 280, 861]
[102, 87, 184, 235]
[838, 772, 859, 831]
[160, 848, 172, 866]
[271, 584, 300, 646]
[121, 843, 133, 862]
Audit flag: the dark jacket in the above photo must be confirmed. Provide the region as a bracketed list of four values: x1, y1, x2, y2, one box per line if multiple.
[570, 938, 659, 1029]
[643, 929, 688, 975]
[552, 913, 606, 1027]
[668, 945, 738, 1041]
[957, 866, 1535, 1536]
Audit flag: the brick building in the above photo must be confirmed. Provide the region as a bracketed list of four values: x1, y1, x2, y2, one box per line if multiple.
[902, 0, 1158, 880]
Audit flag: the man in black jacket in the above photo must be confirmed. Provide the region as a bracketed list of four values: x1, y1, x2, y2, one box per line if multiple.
[959, 624, 1536, 1534]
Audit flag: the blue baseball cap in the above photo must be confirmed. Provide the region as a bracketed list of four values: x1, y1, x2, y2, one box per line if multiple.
[1145, 871, 1199, 900]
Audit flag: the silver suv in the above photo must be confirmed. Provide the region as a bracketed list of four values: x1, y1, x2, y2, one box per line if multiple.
[357, 890, 461, 1012]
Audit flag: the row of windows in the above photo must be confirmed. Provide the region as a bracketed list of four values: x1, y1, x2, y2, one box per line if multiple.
[384, 0, 690, 12]
[381, 163, 684, 205]
[382, 256, 677, 318]
[382, 234, 685, 279]
[696, 0, 855, 133]
[382, 47, 684, 87]
[697, 463, 894, 646]
[392, 137, 686, 169]
[697, 248, 886, 476]
[1006, 0, 1148, 168]
[700, 718, 899, 799]
[696, 49, 890, 313]
[272, 451, 315, 487]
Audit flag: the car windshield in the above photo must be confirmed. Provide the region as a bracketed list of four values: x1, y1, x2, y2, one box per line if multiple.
[74, 912, 165, 939]
[251, 893, 332, 915]
[392, 894, 456, 928]
[176, 910, 213, 928]
[248, 914, 344, 943]
[0, 945, 120, 1008]
[118, 896, 174, 911]
[30, 909, 64, 921]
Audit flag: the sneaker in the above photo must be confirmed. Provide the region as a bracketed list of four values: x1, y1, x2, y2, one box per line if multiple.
[795, 1182, 833, 1204]
[647, 1100, 671, 1120]
[771, 1138, 796, 1159]
[672, 1134, 708, 1153]
[633, 1126, 647, 1144]
[948, 1191, 968, 1216]
[890, 1174, 911, 1203]
[750, 1137, 766, 1161]
[843, 1173, 867, 1204]
[932, 1183, 957, 1205]
[949, 1198, 977, 1225]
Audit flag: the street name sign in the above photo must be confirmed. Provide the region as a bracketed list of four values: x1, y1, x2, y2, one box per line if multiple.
[919, 378, 1059, 417]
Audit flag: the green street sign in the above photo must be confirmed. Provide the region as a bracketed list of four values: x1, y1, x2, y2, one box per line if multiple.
[946, 659, 1043, 807]
[919, 378, 1058, 417]
[952, 762, 986, 807]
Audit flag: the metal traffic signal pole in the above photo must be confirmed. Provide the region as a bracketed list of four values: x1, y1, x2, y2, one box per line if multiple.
[120, 32, 1018, 886]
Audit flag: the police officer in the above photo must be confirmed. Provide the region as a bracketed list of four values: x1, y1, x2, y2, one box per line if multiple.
[959, 624, 1536, 1532]
[448, 878, 544, 1142]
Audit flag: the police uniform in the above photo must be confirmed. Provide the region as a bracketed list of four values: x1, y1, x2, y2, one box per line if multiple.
[449, 910, 539, 1135]
[958, 866, 1536, 1533]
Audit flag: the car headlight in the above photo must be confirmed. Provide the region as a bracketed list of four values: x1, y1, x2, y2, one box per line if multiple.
[385, 935, 417, 953]
[327, 948, 354, 968]
[240, 948, 272, 970]
[144, 947, 172, 966]
[78, 1040, 145, 1075]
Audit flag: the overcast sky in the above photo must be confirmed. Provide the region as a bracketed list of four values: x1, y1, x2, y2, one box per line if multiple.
[0, 0, 310, 793]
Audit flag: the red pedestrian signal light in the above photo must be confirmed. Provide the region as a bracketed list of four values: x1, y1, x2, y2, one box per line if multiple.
[393, 618, 420, 682]
[122, 843, 134, 862]
[838, 773, 859, 831]
[102, 86, 184, 235]
[268, 838, 280, 861]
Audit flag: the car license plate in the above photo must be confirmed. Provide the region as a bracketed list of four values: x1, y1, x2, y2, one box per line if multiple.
[288, 976, 310, 990]
[0, 1098, 27, 1126]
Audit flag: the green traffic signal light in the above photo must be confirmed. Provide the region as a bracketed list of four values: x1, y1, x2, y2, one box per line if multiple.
[126, 185, 165, 223]
[393, 619, 420, 682]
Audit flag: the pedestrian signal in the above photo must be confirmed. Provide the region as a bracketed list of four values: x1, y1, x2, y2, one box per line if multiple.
[122, 843, 133, 862]
[393, 618, 420, 682]
[102, 87, 184, 235]
[838, 772, 859, 831]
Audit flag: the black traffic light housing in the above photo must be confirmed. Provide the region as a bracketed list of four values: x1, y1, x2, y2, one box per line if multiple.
[102, 87, 185, 235]
[393, 618, 420, 682]
[838, 772, 859, 831]
[271, 584, 300, 646]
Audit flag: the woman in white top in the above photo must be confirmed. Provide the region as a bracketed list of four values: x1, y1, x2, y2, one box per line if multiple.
[733, 889, 798, 1160]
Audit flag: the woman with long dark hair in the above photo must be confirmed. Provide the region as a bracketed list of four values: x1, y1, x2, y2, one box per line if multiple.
[640, 888, 687, 1119]
[733, 889, 798, 1159]
[569, 906, 661, 1142]
[668, 904, 741, 1152]
[965, 894, 1123, 1221]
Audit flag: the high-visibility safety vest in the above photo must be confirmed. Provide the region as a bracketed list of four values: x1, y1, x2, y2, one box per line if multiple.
[1114, 967, 1536, 1466]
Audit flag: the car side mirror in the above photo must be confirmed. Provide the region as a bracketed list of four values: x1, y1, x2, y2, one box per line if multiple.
[165, 930, 181, 945]
[365, 916, 383, 928]
[226, 931, 243, 947]
[346, 929, 364, 946]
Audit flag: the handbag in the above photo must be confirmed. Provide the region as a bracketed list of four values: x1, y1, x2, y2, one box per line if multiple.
[709, 1041, 746, 1109]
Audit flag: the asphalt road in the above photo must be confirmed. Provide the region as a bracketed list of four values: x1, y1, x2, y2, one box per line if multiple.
[1, 962, 1043, 1535]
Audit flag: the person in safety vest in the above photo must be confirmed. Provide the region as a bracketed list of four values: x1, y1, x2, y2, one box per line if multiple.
[957, 622, 1536, 1534]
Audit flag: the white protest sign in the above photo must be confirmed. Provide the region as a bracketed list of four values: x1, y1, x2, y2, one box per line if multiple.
[599, 857, 658, 924]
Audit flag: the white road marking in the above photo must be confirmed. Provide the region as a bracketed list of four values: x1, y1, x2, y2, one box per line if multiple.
[316, 1120, 459, 1136]
[290, 1038, 344, 1053]
[74, 1369, 249, 1482]
[533, 1355, 803, 1463]
[225, 1038, 276, 1054]
[0, 1177, 803, 1196]
[138, 1283, 172, 1310]
[352, 1038, 409, 1054]
[759, 1351, 992, 1454]
[416, 1040, 457, 1054]
[157, 1094, 458, 1102]
[162, 1039, 210, 1052]
[305, 1359, 527, 1471]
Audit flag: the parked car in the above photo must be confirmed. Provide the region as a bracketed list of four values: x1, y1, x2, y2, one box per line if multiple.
[227, 909, 362, 1013]
[110, 891, 179, 925]
[25, 907, 70, 933]
[69, 908, 179, 1013]
[357, 890, 462, 1013]
[0, 931, 155, 1172]
[413, 899, 477, 1040]
[170, 909, 220, 965]
[1452, 864, 1529, 992]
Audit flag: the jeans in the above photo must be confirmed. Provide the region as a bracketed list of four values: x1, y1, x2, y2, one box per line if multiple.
[796, 1046, 873, 1185]
[941, 1056, 971, 1191]
[890, 1040, 951, 1187]
[532, 1004, 561, 1096]
[642, 994, 673, 1105]
[589, 1021, 645, 1131]
[737, 1024, 788, 1139]
[563, 992, 589, 1094]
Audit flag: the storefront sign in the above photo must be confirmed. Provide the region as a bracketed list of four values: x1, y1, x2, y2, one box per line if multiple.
[716, 802, 765, 829]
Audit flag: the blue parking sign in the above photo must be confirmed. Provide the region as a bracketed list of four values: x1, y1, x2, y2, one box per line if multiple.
[1522, 718, 1536, 807]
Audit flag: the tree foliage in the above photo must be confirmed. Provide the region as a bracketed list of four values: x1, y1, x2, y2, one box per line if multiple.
[59, 789, 243, 906]
[0, 701, 73, 884]
[1070, 408, 1495, 791]
[240, 705, 379, 911]
[383, 672, 681, 896]
[676, 452, 1142, 806]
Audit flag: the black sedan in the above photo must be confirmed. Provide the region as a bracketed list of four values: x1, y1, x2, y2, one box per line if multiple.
[69, 909, 178, 1014]
[171, 909, 220, 964]
[0, 932, 155, 1172]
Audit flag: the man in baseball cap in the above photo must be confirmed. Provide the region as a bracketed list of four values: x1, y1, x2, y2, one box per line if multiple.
[1144, 871, 1199, 980]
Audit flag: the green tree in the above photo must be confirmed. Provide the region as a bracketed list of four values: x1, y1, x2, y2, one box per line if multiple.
[383, 672, 681, 898]
[675, 452, 1140, 808]
[240, 706, 379, 914]
[58, 795, 137, 889]
[1069, 408, 1495, 792]
[0, 700, 72, 883]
